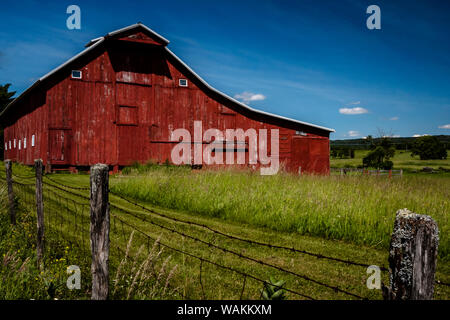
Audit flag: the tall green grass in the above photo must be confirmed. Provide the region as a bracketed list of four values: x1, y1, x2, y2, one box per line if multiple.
[111, 167, 449, 260]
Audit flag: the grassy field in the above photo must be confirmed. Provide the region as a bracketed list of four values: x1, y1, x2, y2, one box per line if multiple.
[331, 149, 450, 172]
[112, 164, 449, 260]
[1, 162, 449, 300]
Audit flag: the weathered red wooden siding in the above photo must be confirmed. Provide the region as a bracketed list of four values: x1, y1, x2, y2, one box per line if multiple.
[3, 27, 331, 174]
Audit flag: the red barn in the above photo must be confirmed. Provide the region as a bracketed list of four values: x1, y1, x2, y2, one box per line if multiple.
[0, 23, 334, 174]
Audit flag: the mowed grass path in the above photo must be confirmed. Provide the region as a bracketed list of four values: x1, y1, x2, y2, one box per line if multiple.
[4, 163, 450, 299]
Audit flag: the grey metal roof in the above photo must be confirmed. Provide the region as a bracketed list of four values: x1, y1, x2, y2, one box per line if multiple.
[1, 23, 334, 132]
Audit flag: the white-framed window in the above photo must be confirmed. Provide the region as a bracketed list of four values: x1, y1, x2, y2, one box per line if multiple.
[18, 140, 21, 150]
[4, 143, 7, 151]
[179, 79, 188, 87]
[32, 134, 35, 147]
[71, 70, 82, 79]
[9, 141, 11, 149]
[24, 138, 27, 149]
[14, 139, 16, 148]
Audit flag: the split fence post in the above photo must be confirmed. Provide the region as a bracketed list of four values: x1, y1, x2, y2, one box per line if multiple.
[5, 160, 16, 225]
[35, 159, 44, 268]
[383, 208, 439, 300]
[90, 164, 110, 300]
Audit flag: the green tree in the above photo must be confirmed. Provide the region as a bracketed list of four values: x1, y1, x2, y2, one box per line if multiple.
[0, 84, 16, 160]
[362, 137, 395, 169]
[410, 136, 447, 160]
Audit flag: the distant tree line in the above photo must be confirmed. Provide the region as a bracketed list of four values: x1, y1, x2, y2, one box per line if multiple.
[330, 146, 355, 159]
[0, 84, 16, 160]
[332, 134, 448, 170]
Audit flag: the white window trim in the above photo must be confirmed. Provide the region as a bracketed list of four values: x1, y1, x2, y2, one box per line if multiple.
[4, 143, 7, 151]
[24, 138, 27, 149]
[71, 70, 82, 79]
[18, 140, 21, 150]
[32, 134, 35, 147]
[14, 139, 16, 148]
[9, 141, 11, 149]
[179, 79, 188, 87]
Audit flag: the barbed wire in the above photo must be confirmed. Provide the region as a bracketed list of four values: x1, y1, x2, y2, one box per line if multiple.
[110, 212, 315, 300]
[7, 172, 450, 291]
[109, 190, 389, 272]
[110, 201, 366, 299]
[42, 180, 90, 201]
[11, 172, 35, 180]
[43, 174, 90, 191]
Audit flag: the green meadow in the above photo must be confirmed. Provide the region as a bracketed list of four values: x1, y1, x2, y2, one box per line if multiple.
[331, 149, 450, 172]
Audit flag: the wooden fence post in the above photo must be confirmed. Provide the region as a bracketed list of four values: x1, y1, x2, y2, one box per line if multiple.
[4, 160, 16, 225]
[383, 208, 439, 300]
[90, 164, 110, 300]
[35, 159, 44, 268]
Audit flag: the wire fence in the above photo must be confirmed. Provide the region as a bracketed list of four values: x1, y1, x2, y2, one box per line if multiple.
[330, 168, 403, 177]
[1, 162, 448, 300]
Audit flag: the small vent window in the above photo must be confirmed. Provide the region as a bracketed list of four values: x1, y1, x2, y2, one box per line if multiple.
[24, 138, 27, 149]
[179, 79, 188, 87]
[32, 135, 35, 147]
[71, 70, 82, 79]
[295, 131, 307, 136]
[4, 143, 7, 151]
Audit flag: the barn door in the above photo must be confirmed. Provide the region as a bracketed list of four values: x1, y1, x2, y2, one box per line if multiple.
[291, 136, 309, 173]
[115, 82, 151, 165]
[291, 136, 329, 174]
[48, 129, 72, 164]
[118, 124, 139, 165]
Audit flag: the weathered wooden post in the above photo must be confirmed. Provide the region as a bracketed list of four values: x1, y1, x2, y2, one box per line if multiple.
[383, 208, 439, 300]
[35, 159, 44, 268]
[90, 164, 110, 300]
[4, 160, 16, 225]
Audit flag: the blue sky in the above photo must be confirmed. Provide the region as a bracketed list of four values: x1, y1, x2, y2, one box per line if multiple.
[0, 0, 449, 139]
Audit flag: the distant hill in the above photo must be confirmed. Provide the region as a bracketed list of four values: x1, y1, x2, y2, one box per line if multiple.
[331, 135, 450, 149]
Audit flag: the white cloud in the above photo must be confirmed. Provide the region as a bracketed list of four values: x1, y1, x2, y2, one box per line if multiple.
[438, 124, 450, 129]
[339, 107, 369, 115]
[389, 116, 399, 121]
[234, 92, 266, 103]
[348, 101, 360, 105]
[413, 134, 430, 137]
[347, 130, 360, 137]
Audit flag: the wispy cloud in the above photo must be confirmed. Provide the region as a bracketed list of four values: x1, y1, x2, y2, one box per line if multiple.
[438, 124, 450, 129]
[389, 116, 399, 121]
[339, 107, 369, 115]
[234, 92, 266, 104]
[347, 130, 360, 137]
[348, 101, 360, 105]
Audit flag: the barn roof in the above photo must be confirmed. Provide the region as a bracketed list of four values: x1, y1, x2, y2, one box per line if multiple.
[1, 23, 334, 133]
